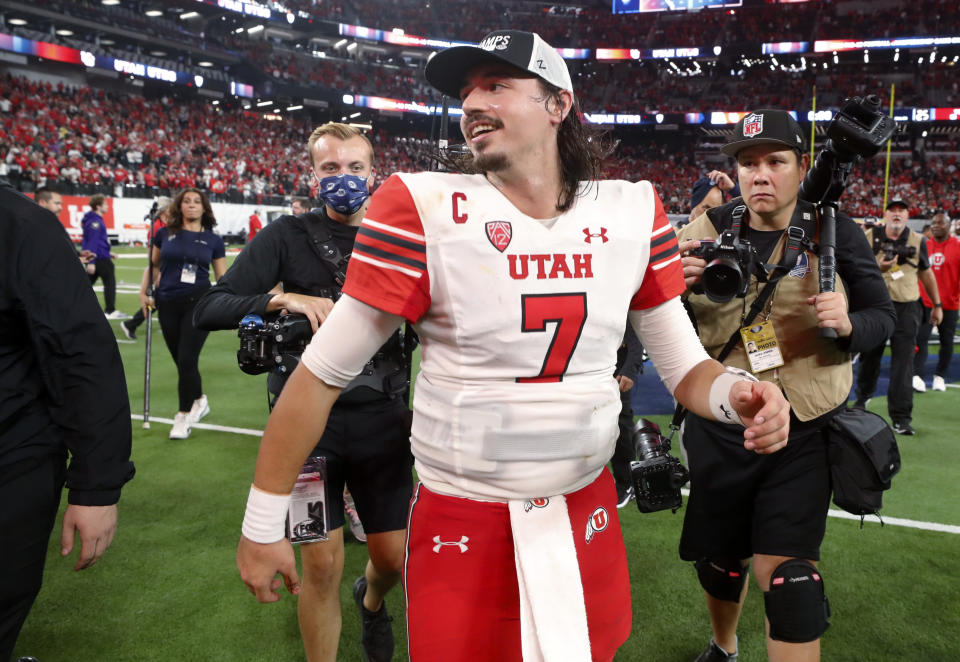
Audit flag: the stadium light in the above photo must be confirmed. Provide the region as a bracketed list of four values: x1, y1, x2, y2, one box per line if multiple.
[197, 61, 214, 67]
[55, 29, 74, 36]
[256, 100, 272, 107]
[8, 18, 27, 25]
[248, 25, 265, 34]
[145, 9, 163, 17]
[286, 105, 303, 111]
[101, 0, 120, 4]
[180, 11, 200, 20]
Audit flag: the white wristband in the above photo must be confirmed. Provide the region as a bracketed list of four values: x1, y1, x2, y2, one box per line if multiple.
[709, 367, 759, 426]
[241, 484, 290, 544]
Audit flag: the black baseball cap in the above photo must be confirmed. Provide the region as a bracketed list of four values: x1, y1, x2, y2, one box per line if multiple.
[425, 30, 573, 100]
[722, 109, 806, 157]
[886, 198, 909, 210]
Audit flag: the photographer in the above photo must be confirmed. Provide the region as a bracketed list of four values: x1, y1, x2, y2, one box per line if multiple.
[193, 123, 411, 662]
[855, 198, 942, 435]
[677, 109, 894, 662]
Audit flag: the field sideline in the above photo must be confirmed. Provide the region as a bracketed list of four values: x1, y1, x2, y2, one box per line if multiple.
[13, 251, 960, 661]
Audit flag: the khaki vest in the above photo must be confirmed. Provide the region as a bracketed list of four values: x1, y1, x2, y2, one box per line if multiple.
[864, 227, 923, 302]
[679, 206, 852, 422]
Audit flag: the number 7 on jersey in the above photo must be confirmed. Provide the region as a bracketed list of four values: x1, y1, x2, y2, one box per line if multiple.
[517, 293, 588, 383]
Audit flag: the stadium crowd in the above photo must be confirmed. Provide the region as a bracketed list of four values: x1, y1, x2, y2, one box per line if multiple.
[3, 71, 959, 217]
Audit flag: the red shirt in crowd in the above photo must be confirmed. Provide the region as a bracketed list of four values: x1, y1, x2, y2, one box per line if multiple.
[248, 213, 262, 241]
[921, 235, 960, 310]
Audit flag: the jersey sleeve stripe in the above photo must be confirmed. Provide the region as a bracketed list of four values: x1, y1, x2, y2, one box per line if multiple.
[650, 222, 674, 238]
[650, 253, 681, 271]
[354, 241, 426, 272]
[358, 226, 427, 255]
[363, 217, 426, 242]
[650, 242, 679, 265]
[351, 252, 424, 278]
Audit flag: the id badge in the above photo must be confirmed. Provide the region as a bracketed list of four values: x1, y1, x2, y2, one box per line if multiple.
[741, 320, 785, 374]
[180, 262, 197, 284]
[286, 456, 328, 544]
[889, 265, 904, 280]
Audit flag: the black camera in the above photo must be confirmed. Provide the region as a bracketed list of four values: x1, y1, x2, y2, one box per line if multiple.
[630, 418, 690, 513]
[688, 229, 757, 303]
[237, 313, 313, 375]
[878, 241, 917, 263]
[799, 96, 898, 205]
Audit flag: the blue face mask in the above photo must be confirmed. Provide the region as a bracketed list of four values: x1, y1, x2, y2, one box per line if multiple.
[316, 173, 370, 215]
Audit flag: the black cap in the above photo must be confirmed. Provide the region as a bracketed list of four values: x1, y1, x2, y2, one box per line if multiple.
[425, 30, 573, 100]
[690, 176, 717, 209]
[722, 109, 806, 157]
[886, 197, 909, 210]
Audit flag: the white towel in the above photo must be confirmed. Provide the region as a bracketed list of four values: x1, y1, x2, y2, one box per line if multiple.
[508, 496, 592, 662]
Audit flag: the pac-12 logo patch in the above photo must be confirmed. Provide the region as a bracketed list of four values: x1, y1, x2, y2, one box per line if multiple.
[585, 506, 609, 544]
[523, 497, 549, 512]
[743, 113, 764, 137]
[486, 221, 512, 252]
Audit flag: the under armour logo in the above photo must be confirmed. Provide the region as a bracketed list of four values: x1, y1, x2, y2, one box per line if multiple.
[585, 507, 609, 544]
[719, 404, 733, 420]
[432, 535, 469, 553]
[523, 497, 549, 512]
[583, 227, 609, 243]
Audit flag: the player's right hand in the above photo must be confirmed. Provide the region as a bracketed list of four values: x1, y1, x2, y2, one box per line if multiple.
[236, 535, 301, 603]
[270, 292, 335, 332]
[679, 238, 707, 289]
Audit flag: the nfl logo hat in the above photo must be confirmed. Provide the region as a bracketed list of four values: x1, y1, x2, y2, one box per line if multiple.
[425, 30, 573, 99]
[722, 109, 806, 157]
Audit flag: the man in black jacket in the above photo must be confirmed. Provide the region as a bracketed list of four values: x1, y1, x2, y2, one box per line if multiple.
[194, 123, 410, 662]
[0, 182, 135, 662]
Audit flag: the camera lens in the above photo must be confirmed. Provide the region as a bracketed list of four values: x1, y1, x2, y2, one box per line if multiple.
[702, 258, 743, 303]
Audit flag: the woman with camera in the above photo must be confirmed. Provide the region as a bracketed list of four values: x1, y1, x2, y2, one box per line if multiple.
[676, 110, 895, 662]
[141, 188, 226, 439]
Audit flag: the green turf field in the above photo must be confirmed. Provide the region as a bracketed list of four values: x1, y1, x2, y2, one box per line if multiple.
[12, 249, 960, 661]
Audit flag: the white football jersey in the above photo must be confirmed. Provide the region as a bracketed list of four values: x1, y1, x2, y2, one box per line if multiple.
[345, 172, 683, 500]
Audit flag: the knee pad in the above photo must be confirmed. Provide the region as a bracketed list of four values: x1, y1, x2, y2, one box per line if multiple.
[763, 559, 831, 643]
[695, 558, 749, 603]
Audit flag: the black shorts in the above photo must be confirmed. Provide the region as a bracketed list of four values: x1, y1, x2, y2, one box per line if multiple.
[310, 397, 413, 535]
[679, 413, 831, 562]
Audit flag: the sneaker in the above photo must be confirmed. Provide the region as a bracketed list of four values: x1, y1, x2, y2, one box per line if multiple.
[694, 640, 738, 662]
[169, 412, 191, 439]
[932, 375, 947, 392]
[120, 320, 137, 340]
[105, 310, 133, 320]
[892, 421, 915, 436]
[188, 395, 209, 424]
[617, 486, 635, 509]
[912, 375, 926, 393]
[352, 576, 394, 662]
[344, 492, 367, 543]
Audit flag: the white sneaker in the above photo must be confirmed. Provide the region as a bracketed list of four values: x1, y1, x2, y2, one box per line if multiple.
[188, 395, 209, 424]
[932, 375, 947, 392]
[912, 375, 927, 393]
[105, 310, 132, 320]
[169, 412, 191, 439]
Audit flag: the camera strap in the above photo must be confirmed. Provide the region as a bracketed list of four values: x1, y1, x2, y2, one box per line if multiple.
[301, 212, 351, 288]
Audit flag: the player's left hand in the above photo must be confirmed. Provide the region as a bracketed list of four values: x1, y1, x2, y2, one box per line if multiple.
[729, 380, 790, 455]
[615, 375, 634, 392]
[61, 504, 118, 571]
[807, 292, 852, 337]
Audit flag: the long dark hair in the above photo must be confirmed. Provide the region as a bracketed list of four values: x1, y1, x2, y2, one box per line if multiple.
[167, 187, 217, 232]
[435, 81, 613, 212]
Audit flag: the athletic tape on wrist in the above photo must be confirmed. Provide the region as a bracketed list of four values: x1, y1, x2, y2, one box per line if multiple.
[241, 484, 290, 544]
[709, 367, 759, 426]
